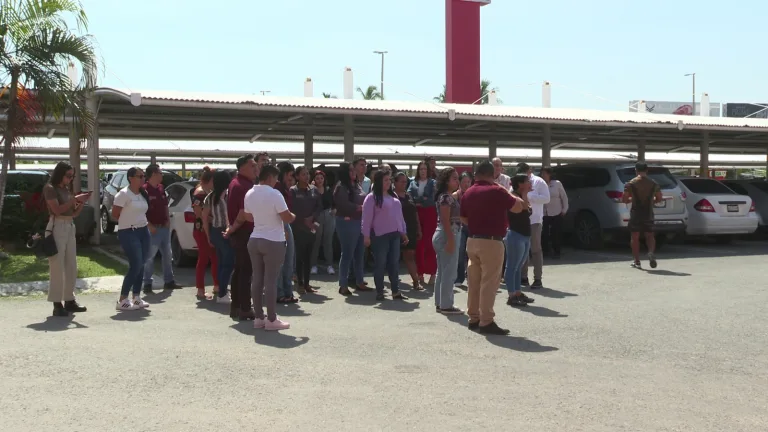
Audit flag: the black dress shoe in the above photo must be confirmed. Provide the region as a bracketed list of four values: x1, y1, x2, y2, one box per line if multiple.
[64, 300, 87, 313]
[530, 279, 543, 290]
[468, 321, 480, 331]
[143, 284, 154, 295]
[478, 321, 510, 335]
[507, 296, 529, 307]
[164, 281, 183, 290]
[52, 303, 69, 317]
[521, 278, 530, 287]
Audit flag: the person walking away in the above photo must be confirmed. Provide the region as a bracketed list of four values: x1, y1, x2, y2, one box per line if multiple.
[334, 162, 371, 296]
[229, 165, 295, 331]
[541, 167, 568, 259]
[142, 163, 182, 294]
[492, 157, 511, 189]
[460, 161, 524, 335]
[310, 170, 336, 275]
[226, 154, 258, 320]
[432, 168, 464, 315]
[202, 170, 234, 304]
[43, 162, 90, 316]
[505, 174, 537, 307]
[275, 162, 298, 303]
[290, 166, 323, 294]
[112, 167, 152, 311]
[517, 163, 550, 289]
[622, 161, 662, 269]
[362, 170, 410, 301]
[453, 171, 472, 288]
[394, 172, 423, 291]
[408, 161, 438, 286]
[191, 166, 218, 300]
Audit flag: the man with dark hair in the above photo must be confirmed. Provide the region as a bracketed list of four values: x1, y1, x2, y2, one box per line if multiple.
[516, 162, 550, 289]
[353, 157, 371, 193]
[622, 161, 663, 269]
[255, 152, 270, 178]
[460, 160, 524, 335]
[142, 164, 182, 293]
[227, 154, 258, 319]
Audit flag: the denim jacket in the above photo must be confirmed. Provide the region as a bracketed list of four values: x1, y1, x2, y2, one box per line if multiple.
[407, 178, 436, 208]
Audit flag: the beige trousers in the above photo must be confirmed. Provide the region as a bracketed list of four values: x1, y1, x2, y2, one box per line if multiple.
[47, 217, 77, 302]
[466, 237, 505, 326]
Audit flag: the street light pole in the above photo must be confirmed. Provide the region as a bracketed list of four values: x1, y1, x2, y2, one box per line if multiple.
[373, 50, 388, 99]
[685, 73, 696, 115]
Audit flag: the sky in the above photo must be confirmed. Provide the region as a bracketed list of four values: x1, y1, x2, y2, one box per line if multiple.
[78, 0, 768, 110]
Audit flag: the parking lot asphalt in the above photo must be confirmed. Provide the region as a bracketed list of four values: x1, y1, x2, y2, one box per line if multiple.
[1, 240, 767, 431]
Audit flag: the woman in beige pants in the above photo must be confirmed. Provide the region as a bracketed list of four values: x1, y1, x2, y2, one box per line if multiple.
[43, 162, 92, 317]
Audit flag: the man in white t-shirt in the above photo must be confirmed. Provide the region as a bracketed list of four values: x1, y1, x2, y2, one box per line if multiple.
[492, 157, 511, 189]
[517, 162, 550, 289]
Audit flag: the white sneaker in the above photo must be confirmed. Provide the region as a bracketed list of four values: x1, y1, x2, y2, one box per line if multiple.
[116, 298, 139, 311]
[216, 293, 232, 304]
[253, 317, 267, 329]
[310, 266, 318, 275]
[454, 283, 463, 288]
[327, 266, 335, 275]
[133, 297, 150, 308]
[265, 317, 290, 331]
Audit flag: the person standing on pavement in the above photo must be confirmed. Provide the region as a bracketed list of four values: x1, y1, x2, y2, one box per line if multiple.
[334, 162, 371, 296]
[432, 167, 464, 315]
[310, 170, 336, 276]
[541, 167, 568, 259]
[394, 172, 423, 291]
[453, 171, 472, 288]
[408, 161, 438, 286]
[505, 174, 536, 307]
[43, 162, 90, 317]
[354, 157, 372, 193]
[460, 161, 524, 335]
[424, 156, 438, 179]
[517, 162, 550, 289]
[275, 162, 298, 303]
[226, 154, 258, 320]
[290, 165, 323, 294]
[492, 157, 511, 189]
[202, 170, 233, 304]
[142, 164, 182, 294]
[112, 167, 152, 311]
[191, 166, 218, 300]
[622, 161, 662, 269]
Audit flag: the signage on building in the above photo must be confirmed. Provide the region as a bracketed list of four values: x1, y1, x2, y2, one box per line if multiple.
[628, 100, 721, 117]
[722, 103, 768, 118]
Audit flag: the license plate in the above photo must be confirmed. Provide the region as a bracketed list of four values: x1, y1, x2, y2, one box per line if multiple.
[654, 200, 666, 208]
[727, 204, 739, 212]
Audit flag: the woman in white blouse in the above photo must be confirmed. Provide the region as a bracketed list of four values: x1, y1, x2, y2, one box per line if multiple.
[540, 167, 569, 258]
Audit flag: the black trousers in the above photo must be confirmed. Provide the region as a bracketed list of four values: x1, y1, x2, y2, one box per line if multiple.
[293, 227, 316, 287]
[229, 230, 252, 312]
[542, 215, 563, 255]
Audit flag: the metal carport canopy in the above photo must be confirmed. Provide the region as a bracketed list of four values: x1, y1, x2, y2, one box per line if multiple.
[89, 88, 768, 154]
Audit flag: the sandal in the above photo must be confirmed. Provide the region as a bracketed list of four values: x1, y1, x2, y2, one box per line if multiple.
[392, 292, 408, 300]
[277, 297, 291, 304]
[412, 281, 425, 291]
[303, 286, 318, 294]
[339, 287, 352, 296]
[196, 290, 213, 300]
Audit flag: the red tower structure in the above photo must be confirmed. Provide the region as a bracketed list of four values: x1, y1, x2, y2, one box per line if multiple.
[445, 0, 490, 104]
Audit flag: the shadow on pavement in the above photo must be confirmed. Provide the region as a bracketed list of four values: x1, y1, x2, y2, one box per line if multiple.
[514, 305, 568, 318]
[229, 321, 310, 348]
[375, 298, 420, 313]
[143, 289, 173, 304]
[26, 316, 88, 331]
[484, 335, 559, 353]
[298, 292, 333, 304]
[195, 299, 231, 315]
[644, 269, 691, 276]
[530, 287, 578, 299]
[110, 309, 151, 321]
[277, 304, 310, 317]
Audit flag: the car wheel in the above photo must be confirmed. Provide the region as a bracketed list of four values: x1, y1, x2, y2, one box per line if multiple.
[101, 208, 115, 234]
[171, 231, 195, 267]
[573, 212, 603, 250]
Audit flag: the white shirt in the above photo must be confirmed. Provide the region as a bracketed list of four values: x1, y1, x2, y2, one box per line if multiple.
[417, 180, 428, 196]
[495, 173, 511, 190]
[244, 185, 288, 242]
[544, 180, 569, 217]
[526, 174, 551, 225]
[113, 188, 148, 230]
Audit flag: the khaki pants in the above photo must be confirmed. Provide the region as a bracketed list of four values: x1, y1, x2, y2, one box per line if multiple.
[466, 237, 504, 326]
[47, 218, 77, 302]
[522, 223, 543, 280]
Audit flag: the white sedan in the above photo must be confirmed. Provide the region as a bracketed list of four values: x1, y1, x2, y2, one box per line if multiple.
[677, 177, 758, 241]
[165, 181, 199, 267]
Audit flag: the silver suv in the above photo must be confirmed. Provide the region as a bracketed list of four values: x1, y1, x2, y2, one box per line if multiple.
[552, 163, 688, 249]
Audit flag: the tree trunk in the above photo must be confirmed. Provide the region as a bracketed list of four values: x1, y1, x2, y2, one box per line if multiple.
[0, 68, 21, 225]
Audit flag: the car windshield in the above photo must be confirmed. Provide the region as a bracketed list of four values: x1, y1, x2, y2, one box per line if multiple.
[616, 167, 678, 190]
[680, 179, 735, 195]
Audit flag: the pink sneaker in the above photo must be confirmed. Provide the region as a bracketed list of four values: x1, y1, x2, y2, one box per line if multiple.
[265, 317, 290, 331]
[253, 317, 266, 329]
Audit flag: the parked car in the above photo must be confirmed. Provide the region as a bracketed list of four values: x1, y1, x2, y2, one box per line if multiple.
[675, 177, 757, 241]
[100, 169, 183, 233]
[720, 179, 768, 232]
[2, 170, 96, 243]
[165, 181, 198, 267]
[553, 163, 688, 249]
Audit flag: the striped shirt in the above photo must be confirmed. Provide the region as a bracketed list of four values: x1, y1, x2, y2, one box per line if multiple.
[204, 190, 229, 229]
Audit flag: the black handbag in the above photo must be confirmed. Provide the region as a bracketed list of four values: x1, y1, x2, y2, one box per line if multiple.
[35, 217, 58, 258]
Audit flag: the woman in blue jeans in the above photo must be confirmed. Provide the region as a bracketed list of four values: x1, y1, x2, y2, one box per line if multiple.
[334, 162, 369, 296]
[505, 174, 536, 307]
[362, 169, 409, 301]
[432, 168, 464, 314]
[203, 170, 234, 304]
[453, 171, 473, 287]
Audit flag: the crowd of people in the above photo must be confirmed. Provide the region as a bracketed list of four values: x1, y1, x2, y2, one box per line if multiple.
[43, 153, 623, 335]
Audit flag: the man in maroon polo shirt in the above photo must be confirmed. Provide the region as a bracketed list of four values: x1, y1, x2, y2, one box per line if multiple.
[460, 160, 524, 335]
[142, 164, 182, 293]
[226, 154, 258, 320]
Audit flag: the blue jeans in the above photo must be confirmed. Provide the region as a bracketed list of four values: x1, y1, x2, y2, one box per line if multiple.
[118, 227, 150, 296]
[277, 223, 295, 298]
[336, 217, 364, 288]
[209, 227, 233, 297]
[504, 229, 531, 294]
[454, 225, 469, 284]
[143, 226, 175, 285]
[433, 225, 461, 309]
[371, 231, 401, 294]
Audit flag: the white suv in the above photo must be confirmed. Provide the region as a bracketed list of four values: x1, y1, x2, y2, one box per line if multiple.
[552, 163, 688, 249]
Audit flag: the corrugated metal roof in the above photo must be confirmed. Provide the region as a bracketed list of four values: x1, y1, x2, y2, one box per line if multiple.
[99, 88, 768, 130]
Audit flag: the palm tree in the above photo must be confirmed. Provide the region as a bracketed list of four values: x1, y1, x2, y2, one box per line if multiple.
[0, 0, 98, 227]
[356, 85, 382, 100]
[433, 79, 501, 104]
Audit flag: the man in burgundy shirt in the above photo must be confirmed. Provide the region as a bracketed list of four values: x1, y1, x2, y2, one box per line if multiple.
[227, 154, 258, 320]
[142, 164, 182, 293]
[460, 161, 523, 335]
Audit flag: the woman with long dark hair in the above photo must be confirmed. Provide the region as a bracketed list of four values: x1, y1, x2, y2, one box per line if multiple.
[407, 161, 438, 286]
[505, 174, 536, 307]
[432, 167, 463, 314]
[394, 171, 423, 290]
[333, 161, 370, 296]
[275, 162, 298, 303]
[310, 170, 336, 275]
[203, 169, 234, 304]
[290, 165, 323, 293]
[453, 171, 473, 287]
[191, 166, 218, 300]
[362, 170, 409, 301]
[43, 162, 91, 316]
